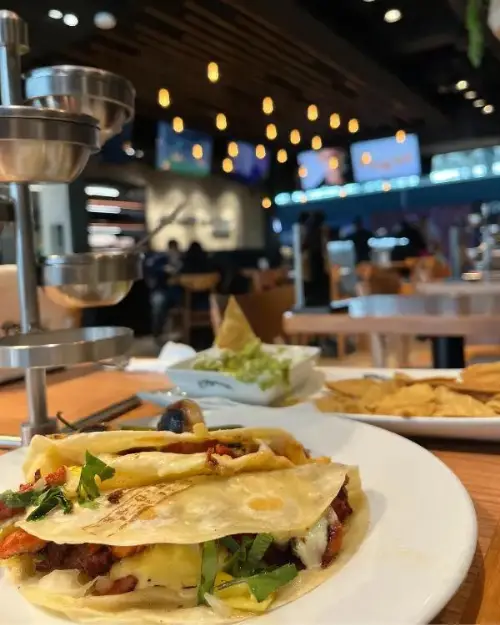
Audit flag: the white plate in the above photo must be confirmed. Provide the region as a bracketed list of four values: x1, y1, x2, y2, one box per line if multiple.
[167, 344, 320, 406]
[316, 366, 500, 441]
[0, 407, 476, 625]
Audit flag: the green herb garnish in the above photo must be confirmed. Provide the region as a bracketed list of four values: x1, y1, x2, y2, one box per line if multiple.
[0, 488, 42, 509]
[198, 540, 219, 605]
[245, 534, 274, 570]
[76, 451, 116, 504]
[216, 564, 298, 602]
[26, 487, 73, 521]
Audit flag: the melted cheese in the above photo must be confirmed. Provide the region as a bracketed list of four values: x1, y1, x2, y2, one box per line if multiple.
[110, 544, 201, 591]
[292, 515, 329, 569]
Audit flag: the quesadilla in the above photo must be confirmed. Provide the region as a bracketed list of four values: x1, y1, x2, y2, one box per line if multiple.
[20, 426, 312, 503]
[0, 459, 366, 624]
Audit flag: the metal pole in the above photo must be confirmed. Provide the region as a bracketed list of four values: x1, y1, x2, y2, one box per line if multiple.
[292, 223, 305, 309]
[0, 11, 55, 442]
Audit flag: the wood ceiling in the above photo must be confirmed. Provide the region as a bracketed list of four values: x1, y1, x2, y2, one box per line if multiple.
[57, 0, 451, 148]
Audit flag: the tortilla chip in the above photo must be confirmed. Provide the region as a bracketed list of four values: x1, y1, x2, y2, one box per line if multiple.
[486, 394, 500, 414]
[360, 380, 402, 412]
[325, 378, 379, 399]
[372, 383, 436, 417]
[460, 362, 500, 391]
[315, 393, 363, 414]
[434, 386, 497, 417]
[214, 296, 257, 351]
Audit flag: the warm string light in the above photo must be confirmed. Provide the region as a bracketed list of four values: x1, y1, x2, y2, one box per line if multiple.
[361, 151, 372, 165]
[266, 123, 278, 140]
[382, 182, 391, 192]
[307, 104, 319, 121]
[172, 116, 184, 133]
[456, 80, 468, 91]
[330, 113, 341, 129]
[277, 149, 288, 163]
[262, 197, 272, 209]
[329, 156, 339, 170]
[298, 165, 308, 178]
[228, 141, 239, 157]
[222, 157, 233, 173]
[216, 113, 228, 130]
[256, 144, 266, 160]
[290, 129, 301, 145]
[158, 88, 170, 108]
[192, 144, 203, 160]
[262, 97, 274, 115]
[207, 61, 219, 83]
[395, 129, 406, 143]
[339, 189, 347, 198]
[311, 135, 322, 150]
[348, 118, 359, 133]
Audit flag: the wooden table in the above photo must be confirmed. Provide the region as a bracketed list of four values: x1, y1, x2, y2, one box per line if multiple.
[284, 294, 500, 368]
[1, 367, 500, 623]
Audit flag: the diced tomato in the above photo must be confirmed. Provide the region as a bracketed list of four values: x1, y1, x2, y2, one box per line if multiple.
[0, 529, 47, 559]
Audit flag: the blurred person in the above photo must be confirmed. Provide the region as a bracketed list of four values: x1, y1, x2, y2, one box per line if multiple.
[182, 240, 213, 274]
[348, 216, 372, 263]
[144, 239, 183, 346]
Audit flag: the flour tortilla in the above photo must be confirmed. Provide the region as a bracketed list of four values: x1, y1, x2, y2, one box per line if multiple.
[15, 464, 367, 624]
[23, 427, 311, 492]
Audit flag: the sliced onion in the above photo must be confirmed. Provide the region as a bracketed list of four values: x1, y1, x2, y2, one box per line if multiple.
[204, 593, 234, 617]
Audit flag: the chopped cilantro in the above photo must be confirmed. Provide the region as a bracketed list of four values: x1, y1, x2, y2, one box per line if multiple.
[76, 451, 115, 504]
[26, 487, 73, 521]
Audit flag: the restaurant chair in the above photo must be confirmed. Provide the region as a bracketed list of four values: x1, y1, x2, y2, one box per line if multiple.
[242, 267, 289, 292]
[210, 284, 295, 344]
[173, 273, 220, 344]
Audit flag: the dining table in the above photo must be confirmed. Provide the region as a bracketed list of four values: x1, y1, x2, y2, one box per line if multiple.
[284, 294, 500, 368]
[0, 366, 500, 623]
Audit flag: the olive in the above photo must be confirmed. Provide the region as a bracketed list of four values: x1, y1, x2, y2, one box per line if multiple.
[157, 407, 185, 433]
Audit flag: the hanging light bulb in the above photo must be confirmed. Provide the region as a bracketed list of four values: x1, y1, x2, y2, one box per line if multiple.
[277, 149, 288, 163]
[266, 123, 278, 140]
[172, 117, 184, 133]
[307, 104, 319, 121]
[348, 118, 359, 133]
[207, 61, 219, 83]
[330, 113, 341, 129]
[228, 141, 239, 157]
[361, 152, 372, 165]
[192, 144, 203, 160]
[298, 165, 308, 178]
[262, 96, 274, 115]
[222, 157, 233, 173]
[382, 182, 392, 192]
[329, 156, 339, 170]
[395, 129, 406, 143]
[311, 135, 322, 150]
[290, 129, 301, 145]
[262, 197, 272, 209]
[339, 189, 347, 198]
[158, 88, 170, 108]
[216, 113, 227, 130]
[256, 144, 266, 159]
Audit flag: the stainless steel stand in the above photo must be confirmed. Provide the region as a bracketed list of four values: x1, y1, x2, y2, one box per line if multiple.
[0, 10, 139, 444]
[0, 12, 53, 440]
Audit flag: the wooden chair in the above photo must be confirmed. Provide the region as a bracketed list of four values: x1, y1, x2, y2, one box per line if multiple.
[176, 273, 220, 344]
[242, 267, 289, 292]
[210, 285, 295, 344]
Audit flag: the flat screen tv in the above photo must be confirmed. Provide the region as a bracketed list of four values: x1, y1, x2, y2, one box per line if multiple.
[156, 122, 213, 176]
[230, 141, 270, 184]
[350, 134, 421, 182]
[297, 148, 346, 190]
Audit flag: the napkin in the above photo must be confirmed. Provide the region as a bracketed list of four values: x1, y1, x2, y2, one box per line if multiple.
[125, 341, 197, 373]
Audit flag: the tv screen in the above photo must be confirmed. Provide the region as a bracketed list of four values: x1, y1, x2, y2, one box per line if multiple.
[156, 122, 213, 176]
[297, 148, 345, 190]
[231, 141, 270, 184]
[350, 134, 421, 182]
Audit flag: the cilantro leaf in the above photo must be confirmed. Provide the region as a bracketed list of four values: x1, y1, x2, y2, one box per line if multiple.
[0, 488, 41, 509]
[76, 451, 115, 503]
[198, 540, 219, 605]
[216, 564, 298, 603]
[27, 487, 73, 521]
[245, 534, 273, 570]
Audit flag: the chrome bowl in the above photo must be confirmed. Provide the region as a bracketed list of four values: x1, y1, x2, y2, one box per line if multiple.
[42, 250, 143, 308]
[25, 66, 135, 144]
[0, 106, 99, 183]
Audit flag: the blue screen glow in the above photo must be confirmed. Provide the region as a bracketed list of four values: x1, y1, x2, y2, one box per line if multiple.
[156, 122, 213, 176]
[350, 134, 421, 182]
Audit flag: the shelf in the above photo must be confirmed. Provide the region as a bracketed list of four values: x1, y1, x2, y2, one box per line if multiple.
[0, 327, 132, 368]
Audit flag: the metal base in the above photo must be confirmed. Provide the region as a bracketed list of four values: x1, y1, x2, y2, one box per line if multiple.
[21, 417, 58, 445]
